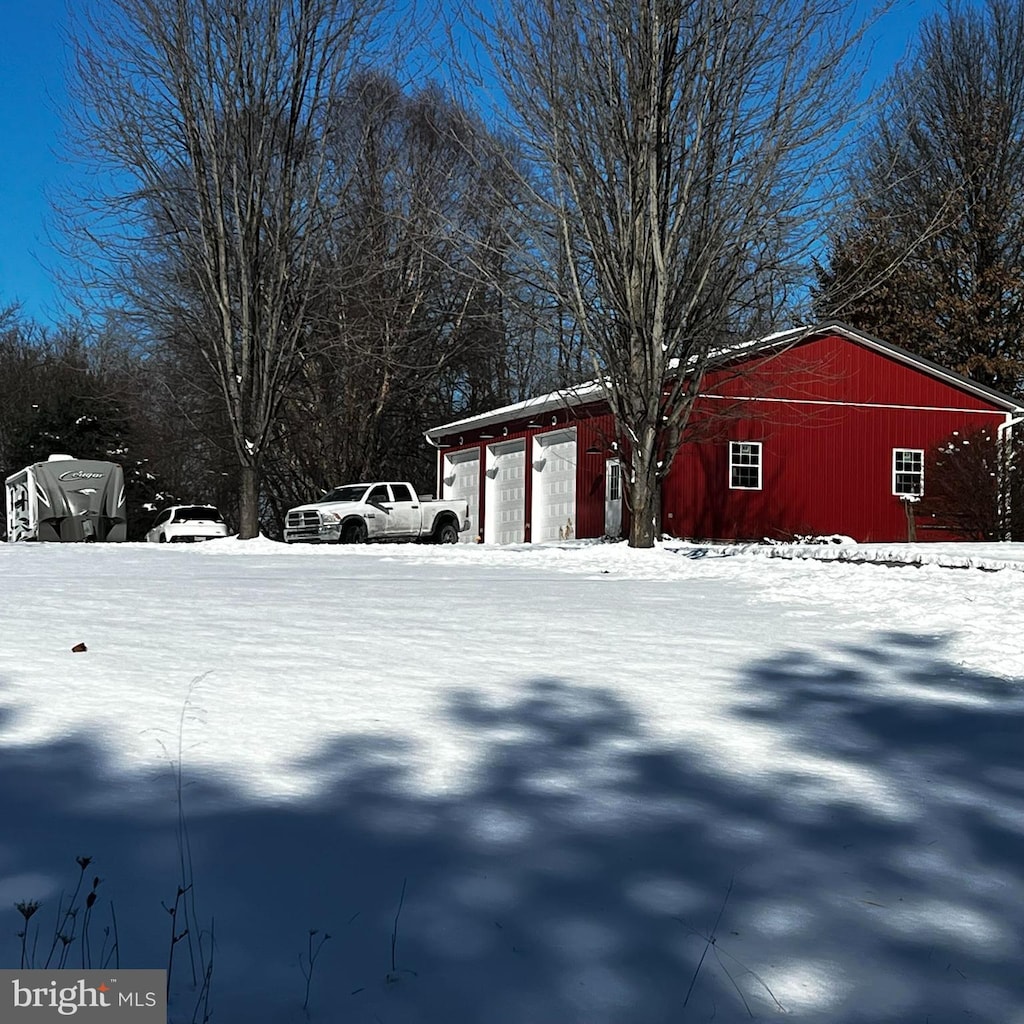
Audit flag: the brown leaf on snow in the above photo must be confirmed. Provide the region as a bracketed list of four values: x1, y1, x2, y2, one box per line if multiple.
[71, 642, 88, 653]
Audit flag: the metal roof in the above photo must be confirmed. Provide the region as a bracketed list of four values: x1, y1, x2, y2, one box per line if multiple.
[424, 322, 1024, 443]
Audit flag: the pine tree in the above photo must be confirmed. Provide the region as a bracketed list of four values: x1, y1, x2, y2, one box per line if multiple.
[816, 0, 1024, 397]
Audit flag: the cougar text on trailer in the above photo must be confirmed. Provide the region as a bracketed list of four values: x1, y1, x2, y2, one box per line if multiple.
[5, 454, 127, 542]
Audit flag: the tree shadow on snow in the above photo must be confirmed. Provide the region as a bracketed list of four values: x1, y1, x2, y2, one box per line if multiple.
[0, 637, 1022, 1023]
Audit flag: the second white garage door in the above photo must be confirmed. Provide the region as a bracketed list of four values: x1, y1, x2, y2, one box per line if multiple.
[484, 440, 526, 544]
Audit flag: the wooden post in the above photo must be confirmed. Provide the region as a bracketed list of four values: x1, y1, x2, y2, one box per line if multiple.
[903, 496, 917, 543]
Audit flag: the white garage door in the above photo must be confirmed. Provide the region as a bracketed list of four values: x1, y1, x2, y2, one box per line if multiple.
[531, 428, 577, 542]
[441, 449, 480, 543]
[484, 440, 526, 544]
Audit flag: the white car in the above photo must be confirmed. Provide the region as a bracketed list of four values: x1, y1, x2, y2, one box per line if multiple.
[146, 505, 230, 543]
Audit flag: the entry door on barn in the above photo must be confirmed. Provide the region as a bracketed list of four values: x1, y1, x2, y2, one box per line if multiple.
[530, 428, 578, 542]
[604, 458, 622, 538]
[441, 449, 480, 543]
[484, 439, 526, 544]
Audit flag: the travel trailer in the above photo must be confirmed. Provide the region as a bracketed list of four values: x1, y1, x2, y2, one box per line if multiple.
[5, 455, 127, 542]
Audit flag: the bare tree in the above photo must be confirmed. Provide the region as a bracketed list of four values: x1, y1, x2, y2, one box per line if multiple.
[63, 0, 388, 536]
[262, 72, 559, 515]
[482, 0, 870, 546]
[815, 0, 1024, 397]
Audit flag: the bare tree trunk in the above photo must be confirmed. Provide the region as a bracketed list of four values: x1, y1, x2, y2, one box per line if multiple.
[238, 463, 261, 540]
[626, 439, 661, 548]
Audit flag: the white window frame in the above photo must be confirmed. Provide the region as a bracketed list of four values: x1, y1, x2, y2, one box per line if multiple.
[729, 441, 762, 490]
[892, 448, 924, 496]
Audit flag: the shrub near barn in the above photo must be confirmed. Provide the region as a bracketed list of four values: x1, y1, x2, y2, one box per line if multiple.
[920, 428, 1024, 540]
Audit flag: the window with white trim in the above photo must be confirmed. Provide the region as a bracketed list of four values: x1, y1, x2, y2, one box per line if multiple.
[892, 448, 924, 495]
[729, 441, 762, 490]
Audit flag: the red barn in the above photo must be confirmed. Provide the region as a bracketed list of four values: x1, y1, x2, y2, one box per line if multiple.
[425, 323, 1024, 544]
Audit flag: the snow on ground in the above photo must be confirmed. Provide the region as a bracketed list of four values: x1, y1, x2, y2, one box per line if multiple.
[1, 537, 1023, 1023]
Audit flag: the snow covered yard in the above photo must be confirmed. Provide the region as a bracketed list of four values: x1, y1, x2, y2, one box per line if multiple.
[1, 538, 1023, 1023]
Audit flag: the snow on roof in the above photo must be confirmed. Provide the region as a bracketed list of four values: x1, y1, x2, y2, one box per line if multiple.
[665, 325, 803, 372]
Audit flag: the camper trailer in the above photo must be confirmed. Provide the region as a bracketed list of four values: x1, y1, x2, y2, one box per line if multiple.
[5, 455, 127, 542]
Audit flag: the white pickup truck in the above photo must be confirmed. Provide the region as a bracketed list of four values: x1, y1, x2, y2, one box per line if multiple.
[283, 481, 470, 545]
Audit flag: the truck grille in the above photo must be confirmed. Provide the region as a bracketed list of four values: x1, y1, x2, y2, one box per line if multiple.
[285, 509, 326, 541]
[287, 510, 321, 530]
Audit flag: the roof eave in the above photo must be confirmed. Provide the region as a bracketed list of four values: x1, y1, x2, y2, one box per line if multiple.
[424, 381, 606, 441]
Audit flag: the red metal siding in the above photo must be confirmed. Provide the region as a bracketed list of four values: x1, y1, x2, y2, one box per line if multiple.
[704, 333, 999, 411]
[663, 402, 1004, 542]
[663, 333, 1009, 541]
[574, 413, 619, 539]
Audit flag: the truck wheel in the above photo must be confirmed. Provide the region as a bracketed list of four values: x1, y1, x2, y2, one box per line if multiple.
[340, 519, 367, 544]
[435, 520, 459, 545]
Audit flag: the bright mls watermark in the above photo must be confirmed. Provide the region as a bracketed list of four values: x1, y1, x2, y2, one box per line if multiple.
[0, 971, 165, 1022]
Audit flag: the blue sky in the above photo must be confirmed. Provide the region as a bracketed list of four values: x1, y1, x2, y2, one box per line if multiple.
[0, 0, 70, 326]
[0, 0, 940, 329]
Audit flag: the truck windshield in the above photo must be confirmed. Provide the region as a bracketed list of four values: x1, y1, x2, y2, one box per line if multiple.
[318, 485, 369, 503]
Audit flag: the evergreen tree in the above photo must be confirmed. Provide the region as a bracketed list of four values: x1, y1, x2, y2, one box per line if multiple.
[0, 314, 175, 540]
[816, 0, 1024, 397]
